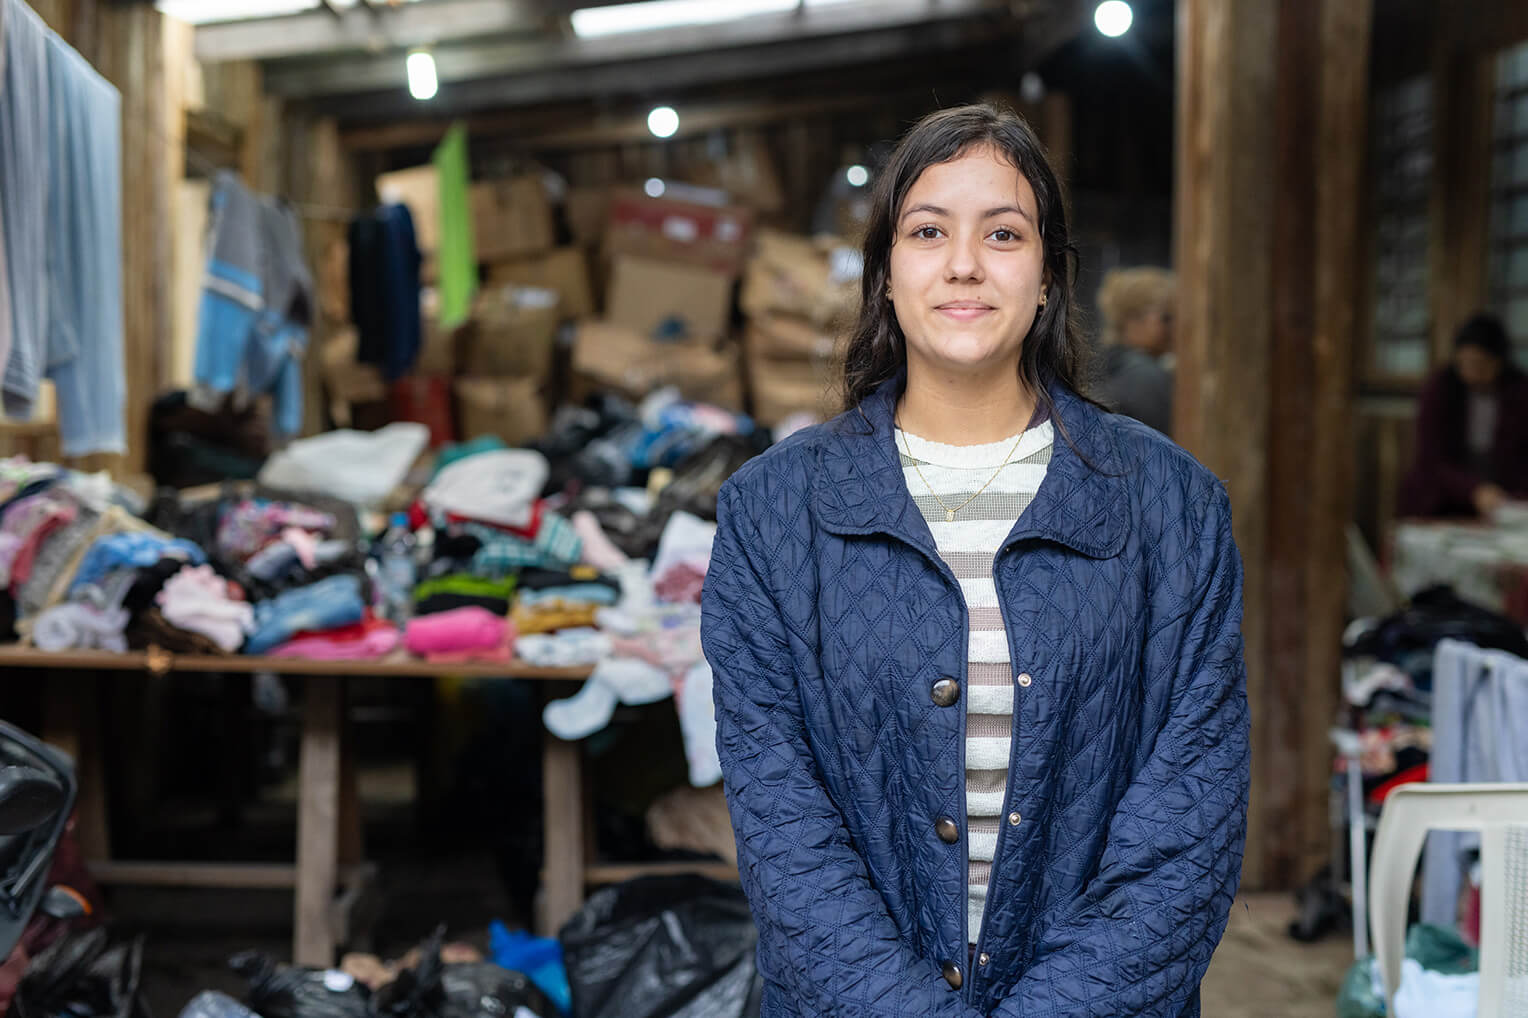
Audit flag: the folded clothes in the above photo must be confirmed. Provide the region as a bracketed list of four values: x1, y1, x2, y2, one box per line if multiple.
[516, 565, 618, 593]
[512, 600, 599, 635]
[267, 616, 401, 660]
[414, 592, 510, 617]
[0, 533, 21, 588]
[161, 564, 256, 653]
[423, 448, 547, 530]
[122, 556, 194, 617]
[427, 636, 514, 665]
[72, 568, 139, 614]
[68, 531, 204, 595]
[126, 606, 228, 655]
[652, 560, 706, 604]
[412, 573, 517, 604]
[32, 602, 128, 652]
[404, 606, 509, 656]
[2, 493, 78, 589]
[517, 584, 620, 609]
[515, 628, 611, 668]
[217, 498, 336, 560]
[443, 499, 545, 540]
[245, 573, 365, 655]
[468, 514, 581, 576]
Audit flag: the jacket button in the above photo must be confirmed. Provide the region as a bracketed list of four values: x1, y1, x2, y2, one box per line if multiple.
[935, 817, 960, 844]
[942, 962, 963, 990]
[978, 952, 991, 967]
[1008, 811, 1022, 826]
[1016, 672, 1033, 688]
[931, 679, 960, 707]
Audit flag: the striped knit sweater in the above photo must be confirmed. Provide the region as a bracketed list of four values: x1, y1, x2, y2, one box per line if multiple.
[895, 421, 1054, 941]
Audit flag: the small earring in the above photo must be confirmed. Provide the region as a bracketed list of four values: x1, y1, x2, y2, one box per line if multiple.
[1038, 293, 1048, 308]
[885, 285, 893, 302]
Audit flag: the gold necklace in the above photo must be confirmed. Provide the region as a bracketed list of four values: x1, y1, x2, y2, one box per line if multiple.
[897, 422, 1028, 523]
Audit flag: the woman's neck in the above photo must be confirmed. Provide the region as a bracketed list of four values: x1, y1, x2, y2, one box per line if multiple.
[896, 367, 1037, 446]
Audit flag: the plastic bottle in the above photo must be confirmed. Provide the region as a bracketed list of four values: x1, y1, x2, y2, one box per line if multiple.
[379, 511, 417, 623]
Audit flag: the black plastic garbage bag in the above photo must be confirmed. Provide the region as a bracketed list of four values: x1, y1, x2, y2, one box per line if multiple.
[373, 927, 559, 1018]
[559, 875, 760, 1018]
[230, 951, 371, 1018]
[12, 927, 149, 1018]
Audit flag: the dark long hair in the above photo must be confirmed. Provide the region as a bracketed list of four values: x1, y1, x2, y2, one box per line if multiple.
[840, 103, 1091, 421]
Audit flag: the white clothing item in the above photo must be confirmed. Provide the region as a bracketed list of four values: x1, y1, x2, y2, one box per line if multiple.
[158, 564, 254, 653]
[1392, 958, 1478, 1018]
[679, 660, 721, 787]
[542, 657, 672, 740]
[257, 423, 429, 508]
[648, 511, 715, 586]
[33, 602, 127, 652]
[422, 449, 548, 528]
[515, 628, 611, 668]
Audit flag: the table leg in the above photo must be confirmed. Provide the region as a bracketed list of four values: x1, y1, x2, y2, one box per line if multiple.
[539, 732, 584, 936]
[295, 679, 341, 966]
[42, 671, 110, 862]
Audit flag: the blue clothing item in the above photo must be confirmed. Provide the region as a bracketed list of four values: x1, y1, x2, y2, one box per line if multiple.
[193, 172, 311, 437]
[1420, 639, 1528, 927]
[244, 574, 365, 655]
[701, 375, 1250, 1017]
[68, 533, 205, 596]
[377, 203, 421, 381]
[44, 33, 124, 456]
[0, 0, 50, 419]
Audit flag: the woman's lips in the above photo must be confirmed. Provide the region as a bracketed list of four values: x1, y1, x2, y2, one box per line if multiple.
[937, 303, 995, 321]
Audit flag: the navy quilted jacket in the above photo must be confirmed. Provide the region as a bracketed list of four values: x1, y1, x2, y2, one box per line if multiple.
[701, 375, 1249, 1017]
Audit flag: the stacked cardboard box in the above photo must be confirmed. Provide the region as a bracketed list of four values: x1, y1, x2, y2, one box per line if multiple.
[740, 230, 861, 425]
[572, 188, 754, 412]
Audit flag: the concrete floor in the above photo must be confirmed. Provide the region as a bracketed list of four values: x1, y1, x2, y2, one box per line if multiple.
[1203, 893, 1356, 1018]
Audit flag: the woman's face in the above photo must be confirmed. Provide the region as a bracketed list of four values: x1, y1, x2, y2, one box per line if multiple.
[887, 145, 1046, 381]
[1456, 344, 1504, 390]
[1123, 304, 1174, 356]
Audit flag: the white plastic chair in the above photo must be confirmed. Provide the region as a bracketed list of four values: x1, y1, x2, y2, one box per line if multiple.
[1369, 783, 1528, 1017]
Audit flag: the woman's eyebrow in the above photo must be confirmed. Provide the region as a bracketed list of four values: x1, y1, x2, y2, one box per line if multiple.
[898, 203, 1037, 227]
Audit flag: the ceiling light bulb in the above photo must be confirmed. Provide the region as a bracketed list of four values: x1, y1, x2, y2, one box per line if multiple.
[1094, 1, 1132, 37]
[406, 50, 438, 101]
[647, 106, 680, 139]
[845, 165, 869, 188]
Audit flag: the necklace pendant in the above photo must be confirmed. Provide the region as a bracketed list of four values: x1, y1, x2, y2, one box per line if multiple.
[945, 509, 956, 523]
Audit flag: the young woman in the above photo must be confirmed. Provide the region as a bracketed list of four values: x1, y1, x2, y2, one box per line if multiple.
[702, 104, 1249, 1017]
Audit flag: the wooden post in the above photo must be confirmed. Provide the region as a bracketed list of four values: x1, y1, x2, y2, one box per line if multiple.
[540, 732, 585, 936]
[295, 679, 342, 966]
[1175, 0, 1370, 890]
[42, 673, 111, 862]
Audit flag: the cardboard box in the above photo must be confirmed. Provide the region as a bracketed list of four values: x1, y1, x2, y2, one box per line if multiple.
[564, 187, 611, 249]
[472, 176, 555, 261]
[484, 248, 596, 319]
[606, 190, 753, 276]
[744, 312, 839, 362]
[455, 376, 547, 447]
[573, 320, 742, 410]
[375, 165, 440, 253]
[605, 255, 734, 343]
[741, 230, 860, 327]
[462, 285, 561, 379]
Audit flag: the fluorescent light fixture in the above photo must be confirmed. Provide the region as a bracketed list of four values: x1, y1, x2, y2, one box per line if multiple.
[155, 0, 422, 26]
[1094, 1, 1132, 37]
[644, 178, 667, 198]
[571, 0, 861, 40]
[845, 165, 869, 188]
[407, 50, 438, 101]
[647, 106, 680, 139]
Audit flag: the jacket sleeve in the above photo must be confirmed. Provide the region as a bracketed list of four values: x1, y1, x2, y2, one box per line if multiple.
[702, 482, 984, 1018]
[991, 483, 1250, 1018]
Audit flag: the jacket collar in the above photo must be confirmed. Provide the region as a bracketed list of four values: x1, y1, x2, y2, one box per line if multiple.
[813, 372, 1129, 560]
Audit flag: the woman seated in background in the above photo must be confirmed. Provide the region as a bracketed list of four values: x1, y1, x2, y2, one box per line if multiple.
[1400, 313, 1528, 519]
[1093, 266, 1175, 436]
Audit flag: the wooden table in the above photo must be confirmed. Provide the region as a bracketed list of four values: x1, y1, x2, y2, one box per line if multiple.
[0, 646, 600, 965]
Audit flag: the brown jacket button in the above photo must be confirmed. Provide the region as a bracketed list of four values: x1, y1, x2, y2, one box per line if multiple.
[931, 679, 960, 707]
[943, 962, 963, 990]
[935, 817, 959, 844]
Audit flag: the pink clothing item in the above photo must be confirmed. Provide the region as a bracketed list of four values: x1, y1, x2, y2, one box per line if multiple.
[158, 564, 254, 652]
[609, 622, 703, 687]
[2, 494, 77, 590]
[571, 510, 630, 572]
[427, 635, 515, 664]
[0, 533, 22, 588]
[653, 560, 706, 604]
[267, 622, 401, 660]
[404, 606, 509, 656]
[279, 527, 321, 569]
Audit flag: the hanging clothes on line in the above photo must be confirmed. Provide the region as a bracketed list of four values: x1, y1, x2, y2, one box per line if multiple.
[348, 202, 421, 381]
[0, 0, 124, 457]
[192, 170, 314, 438]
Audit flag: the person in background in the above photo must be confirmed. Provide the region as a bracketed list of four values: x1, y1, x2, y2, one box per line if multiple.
[1093, 266, 1176, 436]
[1400, 313, 1528, 519]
